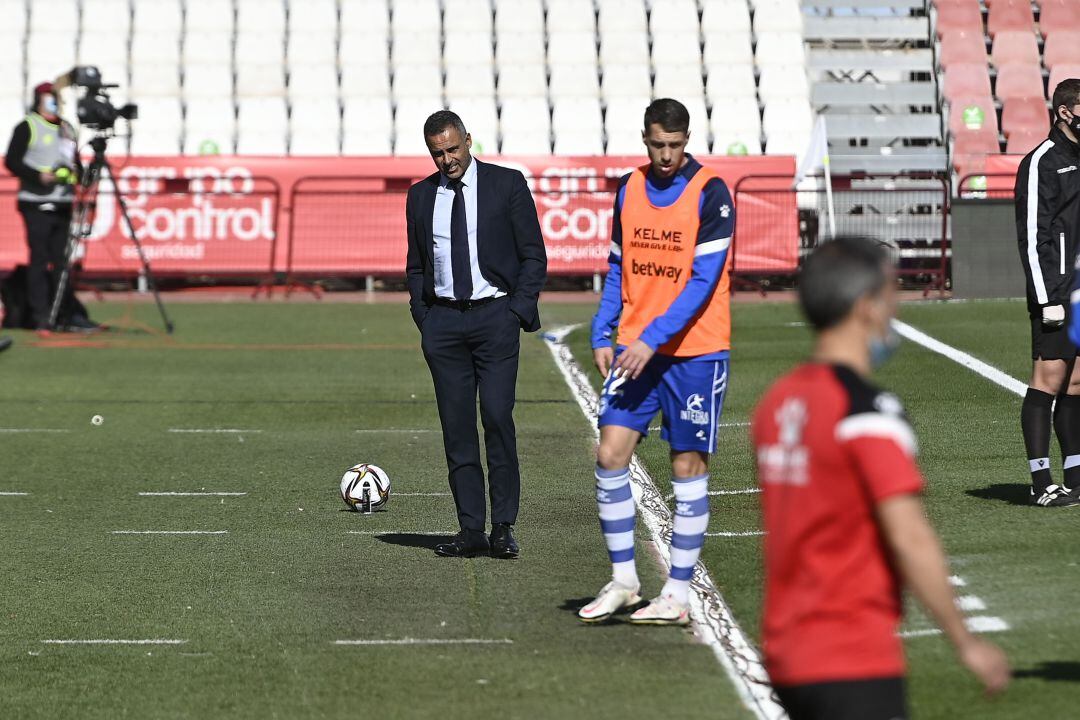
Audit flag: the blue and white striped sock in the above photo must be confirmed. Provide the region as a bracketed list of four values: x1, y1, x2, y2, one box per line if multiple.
[662, 473, 710, 605]
[595, 465, 638, 589]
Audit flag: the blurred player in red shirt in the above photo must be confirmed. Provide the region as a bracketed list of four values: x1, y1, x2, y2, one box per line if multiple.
[751, 237, 1010, 720]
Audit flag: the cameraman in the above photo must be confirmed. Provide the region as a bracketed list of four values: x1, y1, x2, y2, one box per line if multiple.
[3, 81, 95, 332]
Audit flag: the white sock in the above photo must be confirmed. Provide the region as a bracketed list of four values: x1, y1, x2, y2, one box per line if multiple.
[595, 465, 638, 589]
[662, 473, 710, 605]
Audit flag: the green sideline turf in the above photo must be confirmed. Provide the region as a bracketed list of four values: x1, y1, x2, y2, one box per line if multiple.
[0, 299, 1077, 719]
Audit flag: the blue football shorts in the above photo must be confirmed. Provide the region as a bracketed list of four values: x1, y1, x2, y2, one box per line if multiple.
[597, 349, 729, 454]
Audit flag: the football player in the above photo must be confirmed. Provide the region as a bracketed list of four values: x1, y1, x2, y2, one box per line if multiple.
[752, 237, 1010, 720]
[579, 98, 734, 625]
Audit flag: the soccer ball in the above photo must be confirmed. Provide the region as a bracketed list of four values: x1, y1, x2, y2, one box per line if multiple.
[339, 463, 391, 513]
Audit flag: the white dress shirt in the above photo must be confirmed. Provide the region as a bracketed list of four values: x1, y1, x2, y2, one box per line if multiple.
[432, 158, 504, 300]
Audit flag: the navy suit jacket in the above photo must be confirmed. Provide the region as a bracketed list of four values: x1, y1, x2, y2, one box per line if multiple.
[405, 159, 547, 332]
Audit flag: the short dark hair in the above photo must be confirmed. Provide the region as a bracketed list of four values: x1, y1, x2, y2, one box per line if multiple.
[1053, 79, 1080, 121]
[423, 110, 467, 139]
[643, 98, 690, 135]
[798, 237, 890, 331]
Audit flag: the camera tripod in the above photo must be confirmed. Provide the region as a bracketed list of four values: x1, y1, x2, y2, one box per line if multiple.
[48, 134, 174, 334]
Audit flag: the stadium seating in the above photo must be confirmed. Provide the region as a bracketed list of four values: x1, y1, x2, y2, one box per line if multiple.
[939, 29, 989, 68]
[990, 31, 1040, 68]
[1043, 32, 1080, 70]
[1005, 127, 1045, 154]
[986, 0, 1035, 38]
[1001, 96, 1050, 138]
[1040, 0, 1080, 34]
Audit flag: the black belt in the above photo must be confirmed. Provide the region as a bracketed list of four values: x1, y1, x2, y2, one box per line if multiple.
[434, 296, 501, 311]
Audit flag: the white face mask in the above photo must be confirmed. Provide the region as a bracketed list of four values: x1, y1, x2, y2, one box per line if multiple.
[41, 95, 57, 114]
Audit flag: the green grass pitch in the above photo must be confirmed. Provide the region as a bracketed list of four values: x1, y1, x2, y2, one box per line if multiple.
[0, 298, 1077, 719]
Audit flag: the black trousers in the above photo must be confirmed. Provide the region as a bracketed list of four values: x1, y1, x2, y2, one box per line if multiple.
[421, 296, 522, 532]
[775, 676, 907, 720]
[19, 202, 73, 328]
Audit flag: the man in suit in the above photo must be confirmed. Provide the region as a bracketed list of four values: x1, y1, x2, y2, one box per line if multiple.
[405, 110, 547, 559]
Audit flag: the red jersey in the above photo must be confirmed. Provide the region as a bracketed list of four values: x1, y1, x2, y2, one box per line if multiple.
[750, 363, 924, 686]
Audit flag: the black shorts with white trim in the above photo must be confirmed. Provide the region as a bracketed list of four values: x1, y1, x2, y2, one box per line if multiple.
[774, 676, 907, 720]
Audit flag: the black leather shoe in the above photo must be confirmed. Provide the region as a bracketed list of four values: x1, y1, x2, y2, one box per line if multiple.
[0, 337, 11, 353]
[434, 529, 490, 558]
[64, 314, 101, 332]
[489, 523, 519, 559]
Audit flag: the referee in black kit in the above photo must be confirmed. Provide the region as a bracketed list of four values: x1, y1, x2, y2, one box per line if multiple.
[405, 111, 547, 559]
[1015, 78, 1080, 507]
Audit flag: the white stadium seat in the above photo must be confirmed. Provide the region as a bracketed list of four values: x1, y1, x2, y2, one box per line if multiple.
[652, 64, 705, 100]
[554, 131, 604, 155]
[681, 96, 712, 154]
[496, 31, 546, 65]
[343, 97, 392, 134]
[599, 31, 650, 66]
[649, 0, 700, 35]
[597, 0, 647, 34]
[289, 99, 341, 155]
[182, 64, 234, 100]
[79, 30, 129, 68]
[546, 0, 596, 34]
[552, 97, 603, 136]
[755, 32, 806, 67]
[0, 41, 24, 96]
[236, 97, 288, 153]
[703, 34, 754, 65]
[288, 31, 338, 68]
[343, 126, 393, 154]
[604, 96, 650, 155]
[600, 64, 652, 101]
[0, 98, 27, 128]
[651, 32, 704, 67]
[713, 130, 763, 155]
[391, 31, 441, 67]
[500, 97, 551, 152]
[26, 32, 77, 79]
[130, 64, 183, 97]
[494, 0, 545, 35]
[129, 128, 183, 155]
[30, 0, 77, 33]
[392, 0, 440, 36]
[184, 98, 236, 155]
[705, 64, 758, 103]
[131, 32, 182, 66]
[758, 65, 811, 101]
[132, 0, 181, 34]
[235, 32, 285, 66]
[496, 64, 548, 98]
[288, 0, 337, 33]
[0, 0, 28, 38]
[288, 65, 340, 100]
[445, 63, 496, 101]
[340, 0, 389, 33]
[701, 0, 751, 33]
[548, 31, 599, 67]
[81, 0, 131, 36]
[134, 98, 183, 130]
[339, 32, 390, 68]
[499, 128, 551, 154]
[340, 64, 391, 99]
[184, 32, 233, 67]
[710, 97, 761, 136]
[762, 99, 813, 150]
[394, 97, 441, 155]
[236, 0, 286, 34]
[392, 64, 443, 99]
[446, 96, 499, 153]
[444, 0, 493, 34]
[236, 64, 287, 97]
[549, 64, 600, 99]
[444, 31, 495, 66]
[752, 0, 804, 34]
[186, 0, 235, 34]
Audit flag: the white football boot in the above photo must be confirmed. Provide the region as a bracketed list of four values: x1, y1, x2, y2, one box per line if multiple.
[578, 580, 642, 623]
[628, 594, 691, 626]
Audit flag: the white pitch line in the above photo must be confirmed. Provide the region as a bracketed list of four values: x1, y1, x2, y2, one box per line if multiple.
[111, 530, 228, 535]
[346, 530, 453, 536]
[957, 595, 988, 612]
[666, 488, 762, 501]
[949, 575, 967, 587]
[42, 639, 188, 645]
[705, 531, 767, 538]
[900, 615, 1010, 639]
[138, 492, 248, 497]
[892, 320, 1026, 397]
[167, 429, 263, 434]
[0, 428, 70, 433]
[355, 429, 438, 433]
[396, 492, 453, 497]
[333, 638, 513, 646]
[649, 421, 749, 432]
[543, 325, 785, 720]
[0, 492, 30, 496]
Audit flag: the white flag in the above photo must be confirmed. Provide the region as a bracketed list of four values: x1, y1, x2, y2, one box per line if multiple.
[794, 115, 829, 186]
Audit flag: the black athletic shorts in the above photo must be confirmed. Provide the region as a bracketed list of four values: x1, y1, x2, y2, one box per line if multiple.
[774, 676, 907, 720]
[1030, 304, 1078, 360]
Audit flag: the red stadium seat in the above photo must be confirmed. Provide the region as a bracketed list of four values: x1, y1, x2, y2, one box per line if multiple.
[944, 63, 993, 99]
[1007, 128, 1047, 154]
[995, 63, 1045, 101]
[935, 2, 983, 37]
[1040, 0, 1080, 37]
[953, 127, 1001, 175]
[1050, 64, 1080, 96]
[1001, 96, 1050, 137]
[940, 29, 988, 68]
[991, 31, 1040, 67]
[987, 0, 1035, 38]
[1043, 31, 1080, 69]
[948, 94, 999, 135]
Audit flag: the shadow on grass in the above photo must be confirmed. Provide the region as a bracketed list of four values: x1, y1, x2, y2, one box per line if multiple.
[558, 596, 646, 625]
[374, 533, 455, 550]
[965, 484, 1032, 506]
[1014, 661, 1080, 683]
